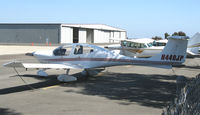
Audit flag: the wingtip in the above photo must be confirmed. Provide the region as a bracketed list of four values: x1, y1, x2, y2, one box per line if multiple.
[3, 61, 24, 68]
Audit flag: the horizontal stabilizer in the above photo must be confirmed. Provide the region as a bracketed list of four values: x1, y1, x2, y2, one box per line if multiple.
[135, 63, 172, 69]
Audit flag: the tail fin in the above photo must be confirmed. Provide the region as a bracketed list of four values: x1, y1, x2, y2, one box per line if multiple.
[150, 36, 189, 65]
[188, 32, 200, 48]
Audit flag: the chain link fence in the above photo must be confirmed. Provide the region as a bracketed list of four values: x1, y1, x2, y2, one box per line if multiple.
[162, 74, 200, 115]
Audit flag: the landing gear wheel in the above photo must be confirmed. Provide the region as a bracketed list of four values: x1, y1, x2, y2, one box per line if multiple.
[81, 69, 89, 76]
[57, 75, 77, 82]
[37, 70, 48, 77]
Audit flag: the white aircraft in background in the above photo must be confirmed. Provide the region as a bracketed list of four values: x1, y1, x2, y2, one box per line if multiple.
[187, 32, 200, 56]
[106, 34, 200, 58]
[105, 38, 168, 58]
[4, 36, 188, 82]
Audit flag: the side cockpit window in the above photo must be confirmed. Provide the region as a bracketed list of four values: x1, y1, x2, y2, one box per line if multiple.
[74, 45, 94, 55]
[121, 41, 127, 46]
[74, 45, 83, 55]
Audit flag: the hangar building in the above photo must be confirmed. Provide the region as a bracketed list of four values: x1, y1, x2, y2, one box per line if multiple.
[0, 23, 126, 44]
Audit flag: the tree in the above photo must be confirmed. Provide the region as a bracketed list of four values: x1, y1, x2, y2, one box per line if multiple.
[152, 36, 162, 40]
[178, 31, 186, 36]
[172, 32, 178, 36]
[172, 31, 186, 36]
[164, 33, 170, 39]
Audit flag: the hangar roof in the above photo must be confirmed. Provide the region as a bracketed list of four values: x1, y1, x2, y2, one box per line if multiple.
[0, 23, 126, 32]
[62, 24, 126, 32]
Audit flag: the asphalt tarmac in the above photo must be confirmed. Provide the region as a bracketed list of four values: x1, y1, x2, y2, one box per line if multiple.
[0, 54, 199, 115]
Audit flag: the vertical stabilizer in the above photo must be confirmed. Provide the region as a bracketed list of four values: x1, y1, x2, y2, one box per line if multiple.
[150, 36, 189, 65]
[188, 32, 200, 48]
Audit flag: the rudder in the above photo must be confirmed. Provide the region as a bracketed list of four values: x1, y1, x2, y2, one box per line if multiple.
[150, 36, 189, 65]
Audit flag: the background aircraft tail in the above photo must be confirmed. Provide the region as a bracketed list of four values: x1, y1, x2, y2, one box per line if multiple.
[149, 36, 189, 65]
[188, 32, 200, 48]
[186, 32, 200, 56]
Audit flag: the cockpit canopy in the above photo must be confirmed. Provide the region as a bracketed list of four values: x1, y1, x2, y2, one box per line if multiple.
[120, 39, 167, 49]
[53, 44, 106, 56]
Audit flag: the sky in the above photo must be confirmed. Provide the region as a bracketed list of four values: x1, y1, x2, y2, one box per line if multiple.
[0, 0, 200, 38]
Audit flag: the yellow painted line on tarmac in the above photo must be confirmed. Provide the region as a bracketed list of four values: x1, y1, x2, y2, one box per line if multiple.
[97, 72, 105, 76]
[124, 65, 133, 67]
[42, 85, 59, 90]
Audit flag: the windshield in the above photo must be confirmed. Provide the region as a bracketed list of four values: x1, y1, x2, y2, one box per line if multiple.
[152, 41, 166, 46]
[121, 41, 127, 46]
[53, 48, 66, 56]
[53, 45, 72, 56]
[147, 43, 153, 47]
[123, 41, 148, 48]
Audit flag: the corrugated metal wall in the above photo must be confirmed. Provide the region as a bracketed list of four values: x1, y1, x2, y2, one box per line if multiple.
[61, 26, 73, 43]
[0, 24, 126, 44]
[0, 24, 60, 44]
[79, 28, 87, 43]
[93, 30, 126, 43]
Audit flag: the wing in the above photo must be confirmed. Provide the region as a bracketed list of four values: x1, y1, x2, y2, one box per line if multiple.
[3, 61, 83, 69]
[187, 50, 196, 56]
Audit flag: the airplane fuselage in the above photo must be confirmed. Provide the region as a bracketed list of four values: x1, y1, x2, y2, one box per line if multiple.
[33, 44, 183, 69]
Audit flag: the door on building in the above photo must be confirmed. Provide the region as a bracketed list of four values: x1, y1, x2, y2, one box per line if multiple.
[86, 29, 94, 43]
[73, 28, 79, 43]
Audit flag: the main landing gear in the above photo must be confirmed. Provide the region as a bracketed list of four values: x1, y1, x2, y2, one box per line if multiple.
[57, 69, 77, 82]
[37, 69, 48, 77]
[37, 69, 77, 82]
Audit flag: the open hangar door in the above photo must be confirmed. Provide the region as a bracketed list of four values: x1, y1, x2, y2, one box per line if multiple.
[86, 29, 94, 43]
[73, 28, 79, 43]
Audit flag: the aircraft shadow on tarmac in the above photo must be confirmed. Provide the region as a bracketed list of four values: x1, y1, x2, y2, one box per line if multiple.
[63, 72, 185, 109]
[174, 65, 200, 69]
[0, 69, 104, 95]
[0, 70, 189, 109]
[0, 75, 61, 95]
[0, 108, 21, 115]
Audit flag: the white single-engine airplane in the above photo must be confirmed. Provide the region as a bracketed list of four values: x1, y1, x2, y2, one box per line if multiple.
[106, 35, 200, 58]
[105, 38, 167, 58]
[4, 36, 188, 82]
